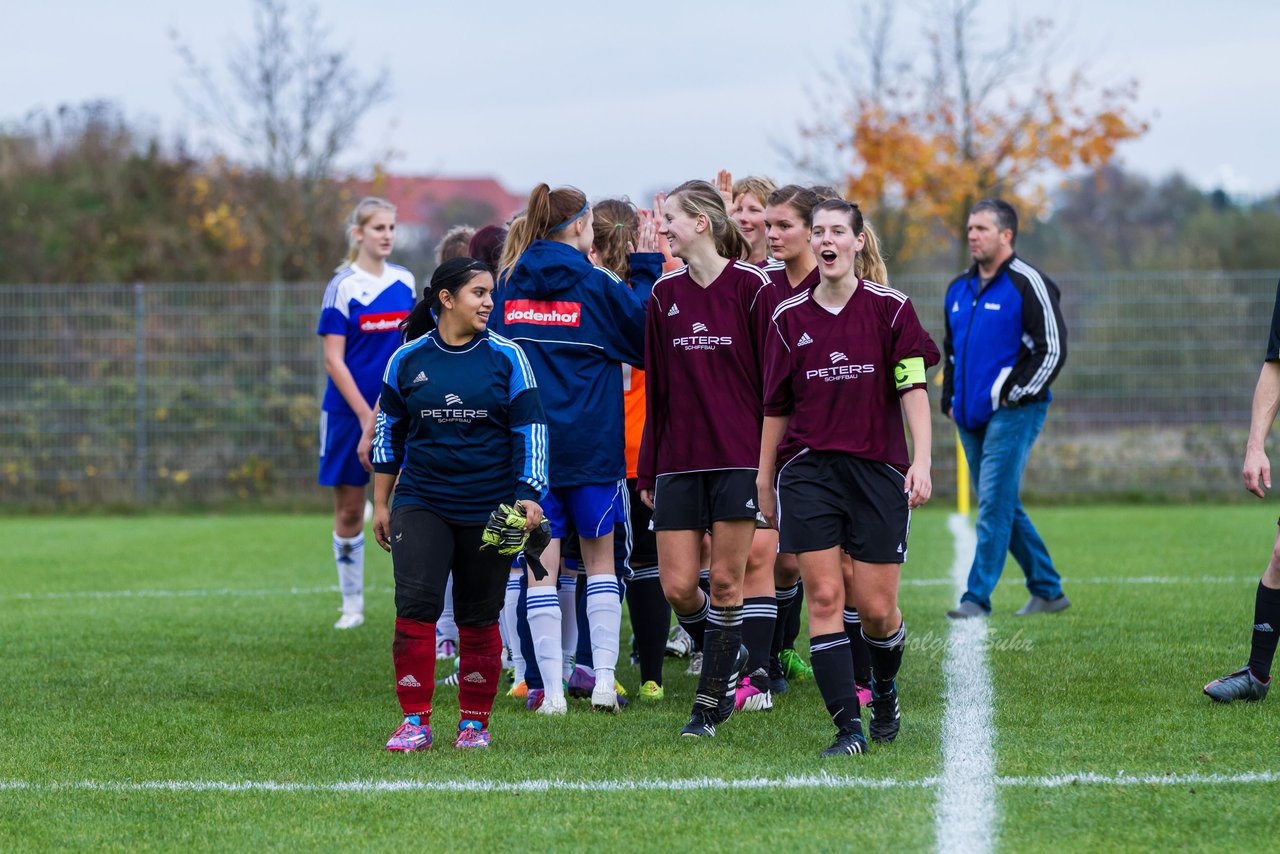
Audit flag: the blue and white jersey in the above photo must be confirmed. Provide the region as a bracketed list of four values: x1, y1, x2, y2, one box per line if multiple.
[371, 329, 549, 524]
[317, 262, 416, 415]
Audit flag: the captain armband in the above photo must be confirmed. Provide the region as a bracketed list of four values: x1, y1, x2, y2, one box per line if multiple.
[894, 357, 927, 391]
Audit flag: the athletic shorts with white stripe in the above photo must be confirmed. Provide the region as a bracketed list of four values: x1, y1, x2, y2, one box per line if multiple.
[776, 451, 911, 563]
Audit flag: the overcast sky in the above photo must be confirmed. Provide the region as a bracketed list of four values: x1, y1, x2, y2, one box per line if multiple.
[4, 1, 1278, 204]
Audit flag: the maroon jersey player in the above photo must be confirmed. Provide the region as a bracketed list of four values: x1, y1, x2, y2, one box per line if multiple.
[637, 179, 771, 738]
[758, 198, 938, 757]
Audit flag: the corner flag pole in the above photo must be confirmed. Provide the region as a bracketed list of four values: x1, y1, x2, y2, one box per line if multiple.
[956, 432, 970, 516]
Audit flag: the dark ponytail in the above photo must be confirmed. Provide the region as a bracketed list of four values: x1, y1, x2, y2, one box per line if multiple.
[401, 257, 489, 341]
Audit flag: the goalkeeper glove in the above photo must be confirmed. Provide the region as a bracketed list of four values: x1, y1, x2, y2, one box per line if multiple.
[480, 503, 529, 556]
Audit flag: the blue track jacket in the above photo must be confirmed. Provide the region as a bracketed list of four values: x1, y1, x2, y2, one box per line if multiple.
[490, 240, 650, 487]
[942, 254, 1067, 431]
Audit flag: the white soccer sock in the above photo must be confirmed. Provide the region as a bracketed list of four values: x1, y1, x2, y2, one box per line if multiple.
[437, 573, 458, 643]
[585, 575, 622, 687]
[559, 574, 579, 678]
[503, 570, 525, 682]
[526, 587, 565, 702]
[333, 532, 364, 615]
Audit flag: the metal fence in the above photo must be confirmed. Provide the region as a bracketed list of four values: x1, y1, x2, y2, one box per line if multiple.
[1, 272, 1276, 509]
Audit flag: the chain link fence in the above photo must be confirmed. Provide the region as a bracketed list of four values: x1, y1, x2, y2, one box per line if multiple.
[1, 272, 1276, 510]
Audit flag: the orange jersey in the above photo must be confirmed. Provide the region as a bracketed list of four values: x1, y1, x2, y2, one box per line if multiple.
[623, 363, 646, 479]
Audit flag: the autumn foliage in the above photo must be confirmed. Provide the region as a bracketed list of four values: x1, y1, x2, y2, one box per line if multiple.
[809, 1, 1148, 265]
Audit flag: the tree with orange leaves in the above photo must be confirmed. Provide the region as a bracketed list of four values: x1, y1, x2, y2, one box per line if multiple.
[796, 0, 1148, 266]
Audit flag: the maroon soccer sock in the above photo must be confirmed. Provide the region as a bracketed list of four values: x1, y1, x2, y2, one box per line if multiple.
[393, 617, 436, 721]
[457, 623, 503, 726]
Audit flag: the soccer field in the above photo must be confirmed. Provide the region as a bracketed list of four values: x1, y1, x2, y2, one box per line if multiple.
[2, 506, 1278, 851]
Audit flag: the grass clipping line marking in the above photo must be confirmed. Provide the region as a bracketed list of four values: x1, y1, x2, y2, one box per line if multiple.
[937, 513, 996, 854]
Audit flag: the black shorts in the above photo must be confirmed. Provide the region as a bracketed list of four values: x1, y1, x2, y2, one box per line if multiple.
[652, 469, 759, 531]
[627, 479, 658, 571]
[776, 451, 911, 563]
[389, 504, 511, 625]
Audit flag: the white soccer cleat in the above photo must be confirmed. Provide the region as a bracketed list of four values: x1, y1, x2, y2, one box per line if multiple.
[666, 625, 693, 657]
[591, 682, 621, 714]
[537, 695, 568, 715]
[334, 612, 364, 630]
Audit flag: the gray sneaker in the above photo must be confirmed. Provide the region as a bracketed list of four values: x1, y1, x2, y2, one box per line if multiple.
[946, 600, 990, 619]
[1014, 594, 1071, 616]
[1204, 667, 1270, 703]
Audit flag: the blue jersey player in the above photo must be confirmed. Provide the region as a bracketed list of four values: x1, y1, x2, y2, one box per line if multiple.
[317, 197, 416, 630]
[372, 257, 548, 751]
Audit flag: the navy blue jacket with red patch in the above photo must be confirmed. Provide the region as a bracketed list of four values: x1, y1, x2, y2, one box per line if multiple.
[490, 239, 650, 487]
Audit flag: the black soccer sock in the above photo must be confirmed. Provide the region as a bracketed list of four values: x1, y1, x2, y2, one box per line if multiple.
[675, 592, 708, 651]
[783, 579, 804, 649]
[843, 608, 873, 686]
[694, 604, 744, 711]
[772, 583, 800, 656]
[809, 632, 862, 734]
[1247, 581, 1280, 681]
[741, 596, 777, 676]
[626, 570, 671, 685]
[862, 622, 906, 691]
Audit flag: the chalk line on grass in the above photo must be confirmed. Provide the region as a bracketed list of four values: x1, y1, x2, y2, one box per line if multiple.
[2, 770, 1275, 795]
[936, 512, 996, 854]
[4, 575, 1253, 604]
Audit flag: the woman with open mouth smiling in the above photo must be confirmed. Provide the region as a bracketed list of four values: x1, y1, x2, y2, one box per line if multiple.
[758, 198, 938, 757]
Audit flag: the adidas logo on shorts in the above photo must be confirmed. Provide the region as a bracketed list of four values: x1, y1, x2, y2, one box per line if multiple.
[668, 303, 680, 316]
[413, 371, 428, 384]
[745, 498, 756, 509]
[1256, 622, 1275, 633]
[798, 332, 813, 346]
[463, 672, 486, 684]
[398, 674, 422, 688]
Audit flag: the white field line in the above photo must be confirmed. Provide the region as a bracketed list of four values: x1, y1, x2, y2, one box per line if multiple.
[900, 576, 1253, 588]
[2, 576, 1254, 603]
[0, 773, 937, 794]
[2, 585, 395, 602]
[937, 513, 995, 854]
[2, 770, 1275, 795]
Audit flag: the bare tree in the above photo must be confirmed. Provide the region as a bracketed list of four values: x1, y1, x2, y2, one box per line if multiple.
[172, 0, 390, 281]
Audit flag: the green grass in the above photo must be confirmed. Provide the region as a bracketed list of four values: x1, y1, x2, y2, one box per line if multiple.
[1, 507, 1277, 851]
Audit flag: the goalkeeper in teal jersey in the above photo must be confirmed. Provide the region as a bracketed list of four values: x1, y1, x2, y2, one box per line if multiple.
[371, 257, 548, 751]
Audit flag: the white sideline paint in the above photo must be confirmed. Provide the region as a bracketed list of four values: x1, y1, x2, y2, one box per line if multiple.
[899, 575, 1253, 588]
[3, 770, 1275, 795]
[1000, 770, 1280, 788]
[937, 513, 996, 854]
[4, 575, 1253, 604]
[0, 773, 938, 794]
[3, 585, 396, 602]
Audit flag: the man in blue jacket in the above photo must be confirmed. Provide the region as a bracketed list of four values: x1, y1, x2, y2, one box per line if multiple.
[942, 199, 1070, 619]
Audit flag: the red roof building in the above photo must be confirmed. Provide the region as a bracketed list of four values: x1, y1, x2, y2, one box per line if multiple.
[348, 175, 527, 249]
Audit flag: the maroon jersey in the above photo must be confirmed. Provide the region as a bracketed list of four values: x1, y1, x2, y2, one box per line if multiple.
[637, 261, 773, 491]
[763, 280, 938, 474]
[764, 263, 819, 312]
